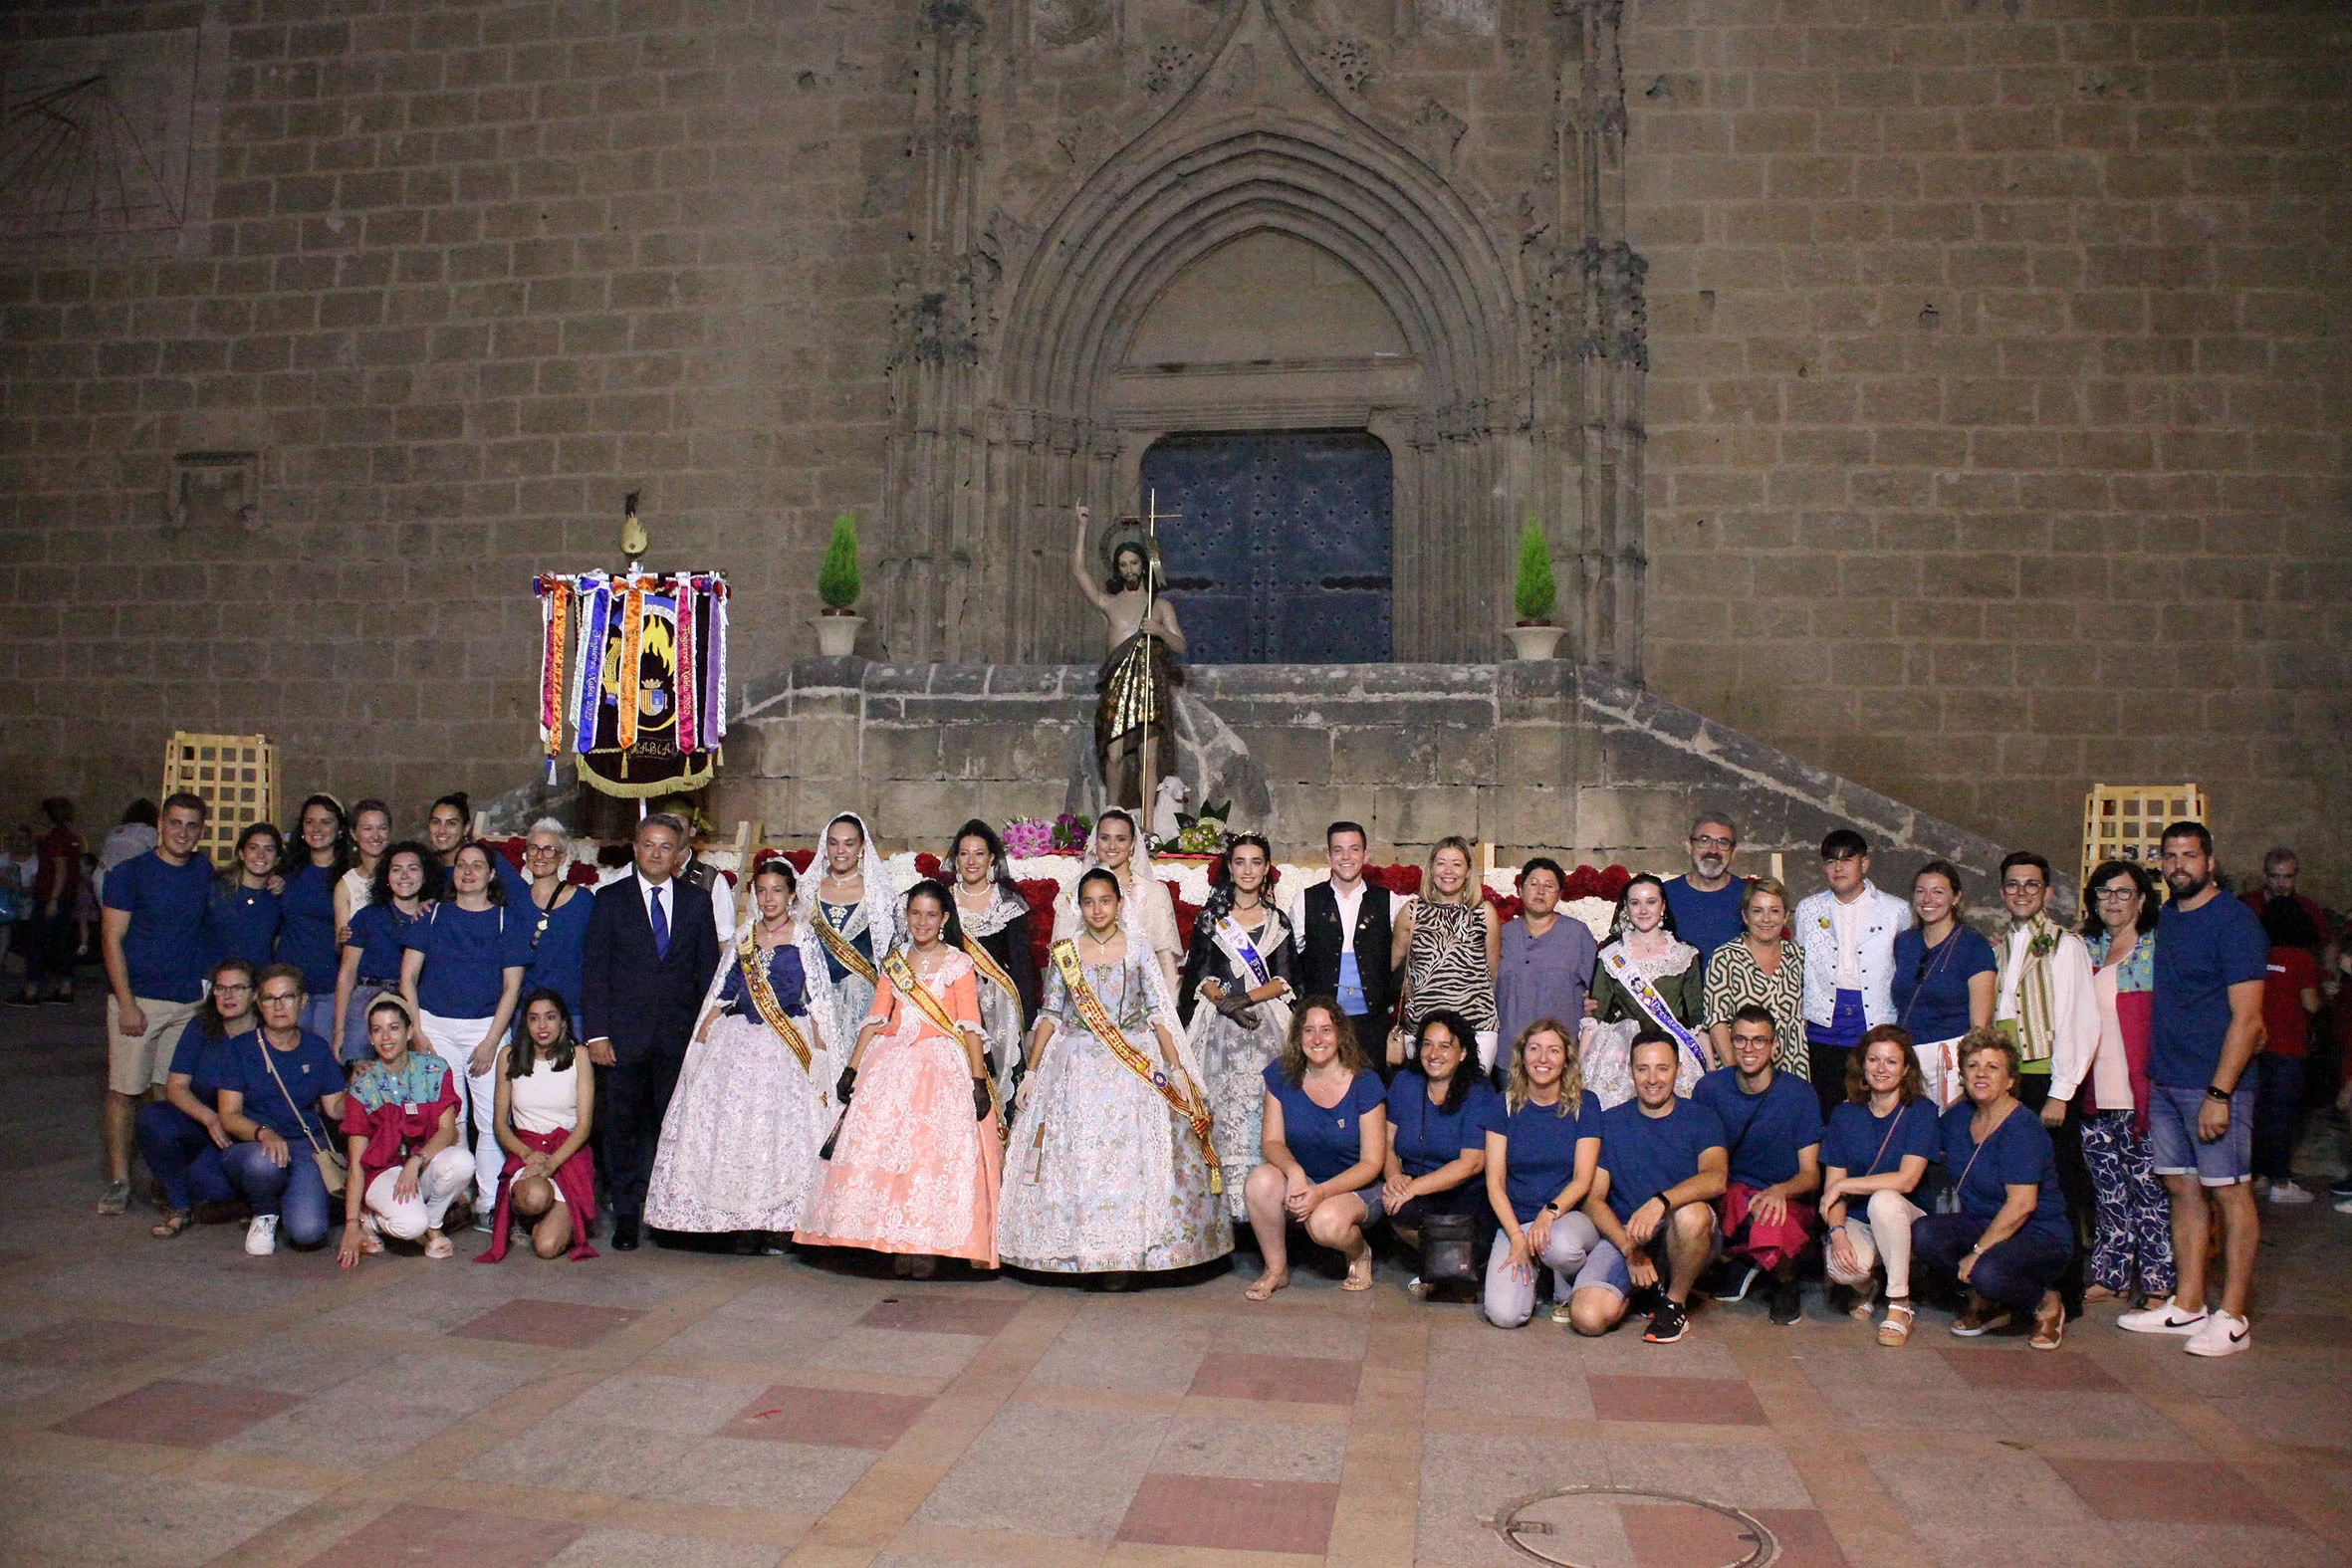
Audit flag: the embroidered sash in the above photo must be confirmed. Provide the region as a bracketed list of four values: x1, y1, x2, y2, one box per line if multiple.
[962, 932, 1023, 1022]
[1050, 938, 1220, 1193]
[1210, 912, 1293, 1037]
[880, 949, 1005, 1141]
[737, 929, 814, 1074]
[1600, 944, 1708, 1076]
[813, 903, 878, 986]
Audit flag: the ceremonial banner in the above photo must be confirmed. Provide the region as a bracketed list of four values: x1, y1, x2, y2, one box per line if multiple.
[535, 570, 730, 798]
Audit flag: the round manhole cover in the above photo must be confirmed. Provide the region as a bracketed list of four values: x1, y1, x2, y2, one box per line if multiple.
[1493, 1485, 1776, 1568]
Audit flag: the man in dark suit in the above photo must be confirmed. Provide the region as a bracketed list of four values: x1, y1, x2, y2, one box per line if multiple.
[582, 812, 721, 1249]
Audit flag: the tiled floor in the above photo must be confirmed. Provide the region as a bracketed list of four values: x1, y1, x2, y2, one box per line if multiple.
[2, 999, 2348, 1566]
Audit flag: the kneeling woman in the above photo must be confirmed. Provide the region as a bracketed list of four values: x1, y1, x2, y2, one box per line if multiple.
[337, 996, 475, 1264]
[1482, 1019, 1605, 1328]
[1914, 1028, 2072, 1350]
[216, 964, 348, 1254]
[798, 882, 1002, 1275]
[647, 856, 833, 1243]
[1819, 1025, 1940, 1346]
[1001, 868, 1231, 1280]
[1382, 1010, 1502, 1298]
[478, 990, 597, 1261]
[1243, 999, 1388, 1299]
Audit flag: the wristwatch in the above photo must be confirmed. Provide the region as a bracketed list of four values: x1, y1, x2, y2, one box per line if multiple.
[1542, 1201, 1561, 1215]
[2205, 1085, 2233, 1103]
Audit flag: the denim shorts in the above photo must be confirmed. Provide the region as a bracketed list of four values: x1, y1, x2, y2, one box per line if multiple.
[2148, 1081, 2253, 1187]
[1571, 1214, 1719, 1298]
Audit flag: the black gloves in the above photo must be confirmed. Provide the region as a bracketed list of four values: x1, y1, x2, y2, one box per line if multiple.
[972, 1075, 994, 1122]
[835, 1065, 856, 1104]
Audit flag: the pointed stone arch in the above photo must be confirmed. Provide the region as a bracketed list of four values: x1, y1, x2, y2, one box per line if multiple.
[876, 0, 1646, 674]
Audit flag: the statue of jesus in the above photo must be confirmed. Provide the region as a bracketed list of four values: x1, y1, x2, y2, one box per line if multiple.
[1073, 503, 1184, 811]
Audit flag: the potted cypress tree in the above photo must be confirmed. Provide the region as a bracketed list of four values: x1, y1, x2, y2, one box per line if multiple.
[813, 512, 864, 657]
[1505, 518, 1566, 660]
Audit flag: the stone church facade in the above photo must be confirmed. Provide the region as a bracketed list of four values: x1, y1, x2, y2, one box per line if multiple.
[0, 0, 2345, 890]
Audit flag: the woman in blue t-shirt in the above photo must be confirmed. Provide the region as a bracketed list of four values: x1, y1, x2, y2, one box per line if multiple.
[1819, 1025, 1942, 1346]
[133, 958, 259, 1237]
[1243, 998, 1387, 1301]
[1913, 1028, 2072, 1350]
[334, 842, 433, 1063]
[1380, 1010, 1501, 1299]
[216, 961, 349, 1253]
[518, 818, 593, 1031]
[1481, 1017, 1605, 1328]
[399, 841, 533, 1221]
[277, 794, 351, 1043]
[1888, 861, 1998, 1111]
[206, 823, 285, 971]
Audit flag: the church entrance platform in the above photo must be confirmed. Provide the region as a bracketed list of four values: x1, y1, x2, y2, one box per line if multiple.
[710, 658, 2016, 901]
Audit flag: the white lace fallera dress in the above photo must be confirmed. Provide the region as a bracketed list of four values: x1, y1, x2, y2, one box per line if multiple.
[999, 947, 1232, 1273]
[645, 928, 832, 1232]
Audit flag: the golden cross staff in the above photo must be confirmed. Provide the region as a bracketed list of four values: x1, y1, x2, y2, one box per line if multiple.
[1141, 488, 1175, 824]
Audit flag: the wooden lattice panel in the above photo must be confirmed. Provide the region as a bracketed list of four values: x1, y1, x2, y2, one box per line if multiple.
[2082, 783, 2207, 890]
[162, 733, 277, 868]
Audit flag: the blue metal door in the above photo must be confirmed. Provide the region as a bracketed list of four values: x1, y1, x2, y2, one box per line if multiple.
[1140, 430, 1393, 664]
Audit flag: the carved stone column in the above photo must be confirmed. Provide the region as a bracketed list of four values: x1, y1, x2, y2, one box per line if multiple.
[879, 0, 997, 663]
[1533, 0, 1646, 678]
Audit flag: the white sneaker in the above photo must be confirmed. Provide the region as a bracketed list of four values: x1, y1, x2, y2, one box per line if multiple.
[244, 1215, 280, 1256]
[2116, 1297, 2209, 1335]
[2185, 1309, 2250, 1357]
[2266, 1181, 2314, 1206]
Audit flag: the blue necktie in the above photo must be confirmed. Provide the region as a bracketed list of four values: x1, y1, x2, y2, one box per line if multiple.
[649, 884, 669, 959]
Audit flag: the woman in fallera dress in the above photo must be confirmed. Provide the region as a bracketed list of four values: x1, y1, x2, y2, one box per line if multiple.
[1002, 868, 1231, 1282]
[946, 818, 1037, 1111]
[795, 812, 901, 1058]
[1580, 874, 1706, 1108]
[1178, 833, 1295, 1222]
[646, 855, 835, 1244]
[797, 881, 1003, 1277]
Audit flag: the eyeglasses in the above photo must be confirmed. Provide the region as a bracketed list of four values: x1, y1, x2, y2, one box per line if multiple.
[1999, 880, 2045, 894]
[259, 992, 303, 1005]
[214, 984, 253, 996]
[2093, 887, 2140, 903]
[1690, 835, 1734, 850]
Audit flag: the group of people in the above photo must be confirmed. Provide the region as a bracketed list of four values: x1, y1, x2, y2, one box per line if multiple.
[87, 789, 2336, 1356]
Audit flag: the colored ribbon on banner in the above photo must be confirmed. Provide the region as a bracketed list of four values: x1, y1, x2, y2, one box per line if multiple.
[674, 572, 699, 756]
[615, 585, 645, 749]
[574, 577, 609, 755]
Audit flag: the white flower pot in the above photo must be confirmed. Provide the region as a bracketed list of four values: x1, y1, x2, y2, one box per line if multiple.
[1505, 623, 1565, 660]
[813, 613, 863, 658]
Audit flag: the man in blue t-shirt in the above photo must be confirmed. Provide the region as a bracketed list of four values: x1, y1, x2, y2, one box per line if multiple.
[98, 792, 217, 1217]
[2119, 822, 2269, 1358]
[1569, 1030, 1729, 1344]
[1662, 812, 1748, 970]
[1692, 1007, 1822, 1326]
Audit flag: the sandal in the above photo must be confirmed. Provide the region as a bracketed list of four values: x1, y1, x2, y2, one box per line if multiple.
[357, 1219, 384, 1255]
[422, 1232, 454, 1260]
[1342, 1256, 1374, 1292]
[1847, 1286, 1877, 1322]
[150, 1209, 193, 1239]
[1876, 1299, 1915, 1347]
[2029, 1292, 2066, 1352]
[2082, 1284, 2119, 1304]
[1244, 1270, 1290, 1302]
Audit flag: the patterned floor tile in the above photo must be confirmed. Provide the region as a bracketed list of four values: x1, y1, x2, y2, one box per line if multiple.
[857, 1293, 1025, 1336]
[448, 1297, 648, 1347]
[51, 1377, 305, 1448]
[1587, 1373, 1768, 1427]
[1939, 1346, 2123, 1391]
[2045, 1457, 2296, 1526]
[1114, 1472, 1340, 1554]
[1187, 1351, 1362, 1406]
[717, 1383, 932, 1448]
[306, 1504, 584, 1567]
